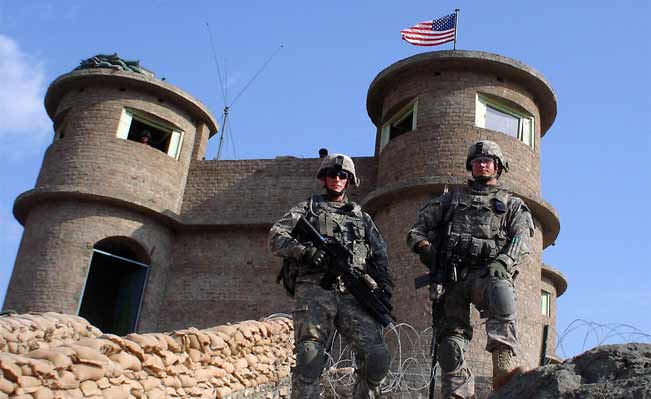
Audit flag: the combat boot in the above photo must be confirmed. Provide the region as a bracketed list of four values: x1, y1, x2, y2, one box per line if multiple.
[491, 348, 524, 391]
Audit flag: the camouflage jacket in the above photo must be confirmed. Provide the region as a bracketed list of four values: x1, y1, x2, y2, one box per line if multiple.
[406, 182, 534, 271]
[269, 194, 391, 285]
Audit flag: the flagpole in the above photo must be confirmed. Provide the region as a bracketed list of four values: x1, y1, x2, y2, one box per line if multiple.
[453, 9, 460, 50]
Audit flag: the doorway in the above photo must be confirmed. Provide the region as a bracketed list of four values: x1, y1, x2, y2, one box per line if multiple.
[78, 241, 149, 336]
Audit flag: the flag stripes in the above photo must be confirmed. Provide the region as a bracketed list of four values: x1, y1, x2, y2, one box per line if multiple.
[400, 14, 456, 47]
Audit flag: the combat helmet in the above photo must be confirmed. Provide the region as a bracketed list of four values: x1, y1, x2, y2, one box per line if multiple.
[465, 140, 509, 176]
[317, 153, 360, 187]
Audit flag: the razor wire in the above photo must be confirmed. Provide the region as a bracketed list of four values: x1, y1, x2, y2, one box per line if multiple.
[264, 313, 651, 398]
[555, 319, 651, 359]
[319, 323, 492, 398]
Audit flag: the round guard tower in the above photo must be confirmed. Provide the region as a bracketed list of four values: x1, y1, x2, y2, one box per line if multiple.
[6, 66, 218, 335]
[362, 51, 566, 388]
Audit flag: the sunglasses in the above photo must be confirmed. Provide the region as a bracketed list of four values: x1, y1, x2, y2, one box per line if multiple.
[325, 170, 349, 180]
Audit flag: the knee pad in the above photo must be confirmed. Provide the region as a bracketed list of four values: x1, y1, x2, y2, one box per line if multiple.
[295, 340, 326, 383]
[365, 344, 391, 386]
[488, 281, 516, 318]
[438, 335, 464, 373]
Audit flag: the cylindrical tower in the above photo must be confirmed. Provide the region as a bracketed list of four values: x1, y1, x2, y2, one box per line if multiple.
[363, 51, 563, 385]
[6, 66, 218, 334]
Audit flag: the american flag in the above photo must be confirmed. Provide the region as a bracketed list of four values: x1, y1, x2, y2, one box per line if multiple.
[400, 13, 456, 47]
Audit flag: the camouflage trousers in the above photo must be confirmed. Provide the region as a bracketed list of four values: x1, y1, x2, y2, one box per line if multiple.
[291, 281, 389, 399]
[437, 269, 518, 399]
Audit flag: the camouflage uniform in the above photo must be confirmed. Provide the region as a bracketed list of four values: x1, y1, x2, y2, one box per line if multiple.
[270, 194, 392, 399]
[407, 142, 534, 398]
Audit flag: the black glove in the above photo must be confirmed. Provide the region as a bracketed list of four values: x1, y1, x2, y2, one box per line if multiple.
[302, 247, 327, 269]
[486, 260, 509, 279]
[417, 243, 437, 269]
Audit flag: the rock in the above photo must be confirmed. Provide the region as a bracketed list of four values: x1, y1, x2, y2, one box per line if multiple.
[491, 343, 651, 399]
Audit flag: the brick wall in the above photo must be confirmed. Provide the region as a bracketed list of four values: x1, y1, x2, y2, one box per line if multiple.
[180, 156, 377, 225]
[158, 228, 291, 331]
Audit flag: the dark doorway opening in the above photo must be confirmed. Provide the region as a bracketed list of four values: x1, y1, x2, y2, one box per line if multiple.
[78, 249, 149, 336]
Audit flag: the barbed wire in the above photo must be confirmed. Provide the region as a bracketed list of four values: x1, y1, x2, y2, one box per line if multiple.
[318, 323, 492, 398]
[316, 319, 650, 398]
[264, 312, 651, 397]
[555, 319, 651, 358]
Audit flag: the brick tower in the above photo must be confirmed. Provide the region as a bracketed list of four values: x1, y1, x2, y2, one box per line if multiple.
[363, 50, 565, 383]
[6, 67, 218, 334]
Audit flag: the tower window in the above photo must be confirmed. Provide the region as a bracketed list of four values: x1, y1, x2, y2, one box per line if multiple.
[475, 94, 534, 149]
[380, 99, 418, 151]
[541, 290, 551, 317]
[116, 108, 184, 160]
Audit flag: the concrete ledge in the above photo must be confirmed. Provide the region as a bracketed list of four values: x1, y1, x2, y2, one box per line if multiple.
[542, 264, 568, 297]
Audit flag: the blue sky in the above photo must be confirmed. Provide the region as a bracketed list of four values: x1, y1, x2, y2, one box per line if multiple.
[1, 1, 649, 358]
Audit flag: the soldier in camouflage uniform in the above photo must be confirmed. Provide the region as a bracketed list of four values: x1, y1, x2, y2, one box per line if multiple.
[269, 154, 393, 399]
[407, 141, 533, 398]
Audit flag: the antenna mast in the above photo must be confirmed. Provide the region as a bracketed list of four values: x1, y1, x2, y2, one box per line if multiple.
[205, 21, 283, 160]
[216, 106, 229, 160]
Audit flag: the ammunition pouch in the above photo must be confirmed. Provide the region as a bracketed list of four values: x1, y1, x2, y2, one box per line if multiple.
[445, 233, 501, 267]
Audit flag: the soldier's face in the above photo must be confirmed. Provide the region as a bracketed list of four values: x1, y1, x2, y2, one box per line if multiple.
[471, 157, 496, 178]
[324, 171, 348, 193]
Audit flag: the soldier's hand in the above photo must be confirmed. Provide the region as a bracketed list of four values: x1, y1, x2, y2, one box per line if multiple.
[487, 260, 509, 279]
[417, 243, 437, 269]
[302, 247, 326, 269]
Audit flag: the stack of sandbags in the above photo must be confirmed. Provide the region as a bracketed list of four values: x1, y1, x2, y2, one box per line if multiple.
[0, 313, 102, 355]
[201, 317, 294, 397]
[0, 314, 294, 399]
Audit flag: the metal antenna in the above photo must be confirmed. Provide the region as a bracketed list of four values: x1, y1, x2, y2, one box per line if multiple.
[205, 22, 283, 160]
[206, 22, 229, 160]
[229, 44, 284, 108]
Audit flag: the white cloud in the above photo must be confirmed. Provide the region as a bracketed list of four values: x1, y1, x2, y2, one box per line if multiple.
[0, 35, 50, 138]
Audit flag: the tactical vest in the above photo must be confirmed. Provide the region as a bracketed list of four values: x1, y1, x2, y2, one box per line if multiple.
[444, 188, 511, 266]
[308, 196, 370, 270]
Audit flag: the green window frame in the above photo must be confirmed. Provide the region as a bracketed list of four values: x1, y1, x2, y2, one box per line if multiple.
[379, 99, 418, 152]
[541, 290, 551, 317]
[116, 108, 184, 160]
[475, 94, 534, 149]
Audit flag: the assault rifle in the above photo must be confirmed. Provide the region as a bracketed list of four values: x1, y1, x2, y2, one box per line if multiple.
[291, 216, 396, 327]
[413, 220, 461, 399]
[415, 257, 449, 399]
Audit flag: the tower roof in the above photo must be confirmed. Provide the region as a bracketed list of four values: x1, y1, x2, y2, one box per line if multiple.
[45, 68, 219, 136]
[367, 50, 557, 135]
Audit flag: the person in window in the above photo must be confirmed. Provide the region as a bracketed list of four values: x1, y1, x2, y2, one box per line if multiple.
[269, 154, 393, 399]
[407, 140, 534, 398]
[139, 130, 152, 145]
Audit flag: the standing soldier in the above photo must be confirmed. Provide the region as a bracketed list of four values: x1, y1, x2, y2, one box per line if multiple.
[407, 141, 533, 398]
[269, 154, 393, 399]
